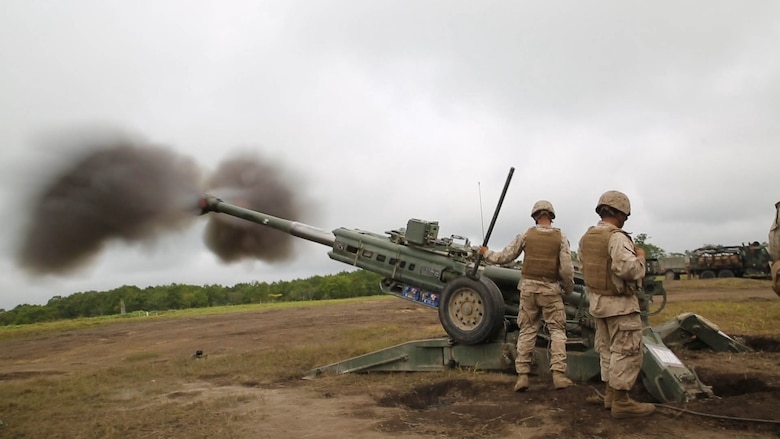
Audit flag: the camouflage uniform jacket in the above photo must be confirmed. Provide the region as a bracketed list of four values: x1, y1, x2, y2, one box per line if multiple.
[578, 221, 645, 318]
[484, 225, 575, 295]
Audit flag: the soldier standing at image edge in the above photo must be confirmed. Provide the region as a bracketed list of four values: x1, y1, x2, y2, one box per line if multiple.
[479, 200, 575, 392]
[578, 190, 655, 419]
[769, 201, 780, 296]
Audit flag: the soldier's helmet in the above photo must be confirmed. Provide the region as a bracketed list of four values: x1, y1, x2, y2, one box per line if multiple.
[596, 190, 631, 216]
[531, 200, 556, 219]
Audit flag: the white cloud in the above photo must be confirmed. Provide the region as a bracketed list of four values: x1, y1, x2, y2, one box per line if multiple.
[1, 0, 778, 309]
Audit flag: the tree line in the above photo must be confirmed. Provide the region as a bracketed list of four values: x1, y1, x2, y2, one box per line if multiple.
[0, 270, 384, 326]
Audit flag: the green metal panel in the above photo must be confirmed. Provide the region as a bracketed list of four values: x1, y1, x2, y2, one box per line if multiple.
[328, 228, 469, 293]
[640, 329, 714, 403]
[654, 312, 752, 353]
[304, 338, 515, 379]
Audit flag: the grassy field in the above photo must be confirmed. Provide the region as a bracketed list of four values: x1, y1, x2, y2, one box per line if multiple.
[0, 296, 383, 340]
[0, 287, 777, 438]
[0, 297, 446, 438]
[648, 278, 779, 336]
[648, 298, 780, 336]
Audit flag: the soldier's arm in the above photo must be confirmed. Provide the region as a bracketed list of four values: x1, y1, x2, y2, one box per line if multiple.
[558, 231, 575, 294]
[484, 232, 526, 265]
[608, 233, 645, 281]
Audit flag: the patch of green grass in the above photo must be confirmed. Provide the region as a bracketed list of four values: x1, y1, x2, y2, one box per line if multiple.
[649, 297, 780, 337]
[663, 278, 773, 290]
[0, 296, 394, 340]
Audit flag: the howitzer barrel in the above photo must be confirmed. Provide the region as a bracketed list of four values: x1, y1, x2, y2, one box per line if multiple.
[199, 195, 336, 247]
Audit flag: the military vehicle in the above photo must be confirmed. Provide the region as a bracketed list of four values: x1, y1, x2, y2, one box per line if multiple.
[198, 187, 750, 404]
[687, 242, 772, 279]
[647, 255, 688, 280]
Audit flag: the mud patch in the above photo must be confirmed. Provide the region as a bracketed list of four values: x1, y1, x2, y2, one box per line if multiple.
[375, 378, 546, 437]
[743, 335, 780, 352]
[371, 369, 780, 437]
[706, 375, 774, 397]
[377, 379, 481, 410]
[671, 392, 780, 435]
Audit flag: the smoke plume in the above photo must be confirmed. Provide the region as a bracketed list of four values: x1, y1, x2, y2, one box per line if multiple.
[16, 132, 307, 276]
[16, 137, 203, 274]
[203, 154, 303, 263]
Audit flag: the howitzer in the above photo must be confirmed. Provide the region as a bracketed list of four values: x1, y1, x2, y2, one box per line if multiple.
[199, 195, 750, 403]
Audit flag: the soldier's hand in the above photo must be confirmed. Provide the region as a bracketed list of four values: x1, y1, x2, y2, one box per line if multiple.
[635, 247, 646, 258]
[478, 246, 488, 256]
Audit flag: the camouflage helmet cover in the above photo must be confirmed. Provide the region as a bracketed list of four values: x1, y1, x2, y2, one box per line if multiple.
[596, 190, 631, 216]
[531, 200, 556, 219]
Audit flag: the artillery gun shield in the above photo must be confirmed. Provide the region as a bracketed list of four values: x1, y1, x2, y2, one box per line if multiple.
[437, 276, 505, 345]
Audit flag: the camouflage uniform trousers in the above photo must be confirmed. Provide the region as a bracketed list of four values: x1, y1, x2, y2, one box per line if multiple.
[593, 312, 643, 391]
[515, 290, 568, 374]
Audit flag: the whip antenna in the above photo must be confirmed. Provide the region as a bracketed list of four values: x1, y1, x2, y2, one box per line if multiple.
[478, 181, 485, 240]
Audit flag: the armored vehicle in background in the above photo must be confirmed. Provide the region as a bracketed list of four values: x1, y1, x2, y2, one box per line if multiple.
[687, 242, 772, 279]
[647, 255, 688, 280]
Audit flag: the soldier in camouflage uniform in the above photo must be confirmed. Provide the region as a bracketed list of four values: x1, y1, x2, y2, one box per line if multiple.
[479, 200, 575, 392]
[578, 191, 655, 419]
[770, 201, 780, 296]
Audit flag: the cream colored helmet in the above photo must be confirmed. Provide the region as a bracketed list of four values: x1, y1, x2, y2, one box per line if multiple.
[531, 200, 555, 219]
[596, 190, 631, 216]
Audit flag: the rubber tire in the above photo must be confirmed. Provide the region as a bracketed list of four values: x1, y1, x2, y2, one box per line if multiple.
[718, 269, 735, 278]
[438, 276, 504, 345]
[700, 270, 716, 279]
[664, 271, 677, 281]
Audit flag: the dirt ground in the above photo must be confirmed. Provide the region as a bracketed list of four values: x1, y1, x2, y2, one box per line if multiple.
[1, 285, 779, 438]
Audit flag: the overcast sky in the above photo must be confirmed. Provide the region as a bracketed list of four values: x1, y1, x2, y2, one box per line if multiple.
[1, 1, 778, 310]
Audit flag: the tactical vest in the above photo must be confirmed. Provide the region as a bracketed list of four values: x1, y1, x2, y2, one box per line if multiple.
[580, 226, 623, 296]
[522, 228, 561, 282]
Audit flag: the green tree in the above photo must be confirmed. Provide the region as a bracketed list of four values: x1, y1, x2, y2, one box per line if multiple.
[634, 233, 666, 259]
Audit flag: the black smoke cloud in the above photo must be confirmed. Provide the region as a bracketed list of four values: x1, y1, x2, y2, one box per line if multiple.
[203, 154, 303, 263]
[16, 132, 305, 275]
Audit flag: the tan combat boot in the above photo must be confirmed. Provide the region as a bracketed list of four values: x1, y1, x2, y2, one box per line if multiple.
[586, 384, 613, 409]
[513, 374, 529, 392]
[610, 389, 655, 419]
[552, 371, 573, 390]
[603, 385, 614, 409]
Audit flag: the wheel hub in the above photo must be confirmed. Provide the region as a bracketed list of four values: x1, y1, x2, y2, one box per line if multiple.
[448, 288, 484, 330]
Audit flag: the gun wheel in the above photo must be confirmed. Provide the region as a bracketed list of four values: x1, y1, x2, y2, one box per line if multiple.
[438, 276, 504, 345]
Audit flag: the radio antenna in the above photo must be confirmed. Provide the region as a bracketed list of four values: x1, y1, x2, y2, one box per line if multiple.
[478, 181, 485, 240]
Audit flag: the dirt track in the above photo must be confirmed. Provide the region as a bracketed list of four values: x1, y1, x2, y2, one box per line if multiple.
[1, 285, 778, 438]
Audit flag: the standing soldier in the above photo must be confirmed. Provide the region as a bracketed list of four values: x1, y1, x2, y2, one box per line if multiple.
[578, 190, 655, 419]
[479, 200, 575, 392]
[769, 201, 780, 296]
